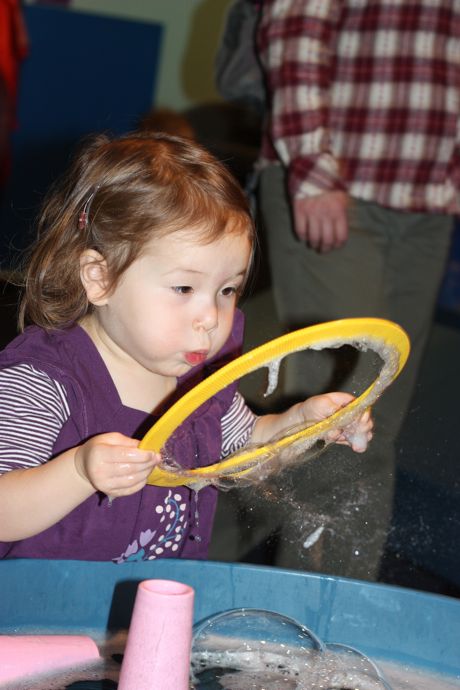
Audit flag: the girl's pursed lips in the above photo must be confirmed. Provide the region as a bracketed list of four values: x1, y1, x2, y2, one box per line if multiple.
[184, 350, 208, 366]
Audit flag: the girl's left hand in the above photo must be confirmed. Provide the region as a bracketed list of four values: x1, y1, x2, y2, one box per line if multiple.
[298, 391, 374, 453]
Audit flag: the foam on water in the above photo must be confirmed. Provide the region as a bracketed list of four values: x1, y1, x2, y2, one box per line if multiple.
[192, 645, 391, 688]
[191, 653, 460, 690]
[189, 609, 460, 689]
[191, 609, 394, 689]
[5, 630, 459, 690]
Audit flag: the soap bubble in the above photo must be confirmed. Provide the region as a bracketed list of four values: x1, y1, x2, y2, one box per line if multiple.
[190, 608, 394, 690]
[317, 643, 394, 689]
[191, 608, 324, 688]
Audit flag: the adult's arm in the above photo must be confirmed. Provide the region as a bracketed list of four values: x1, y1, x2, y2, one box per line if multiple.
[258, 0, 349, 249]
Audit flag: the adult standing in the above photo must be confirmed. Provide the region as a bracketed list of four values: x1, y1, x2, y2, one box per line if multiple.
[255, 0, 459, 578]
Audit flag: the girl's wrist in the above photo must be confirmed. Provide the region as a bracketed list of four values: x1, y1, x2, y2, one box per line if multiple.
[73, 446, 95, 494]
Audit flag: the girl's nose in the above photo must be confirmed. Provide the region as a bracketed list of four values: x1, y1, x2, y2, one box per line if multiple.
[193, 303, 218, 332]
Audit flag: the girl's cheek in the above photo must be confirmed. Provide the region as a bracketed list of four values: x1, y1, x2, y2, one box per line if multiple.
[224, 312, 236, 340]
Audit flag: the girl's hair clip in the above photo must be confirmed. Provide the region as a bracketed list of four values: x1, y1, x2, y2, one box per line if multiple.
[78, 185, 100, 230]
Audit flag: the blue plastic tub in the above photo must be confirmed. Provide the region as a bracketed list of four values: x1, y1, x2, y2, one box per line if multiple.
[0, 558, 459, 682]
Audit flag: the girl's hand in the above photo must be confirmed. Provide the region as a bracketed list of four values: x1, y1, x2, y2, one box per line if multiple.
[297, 391, 374, 453]
[74, 432, 160, 498]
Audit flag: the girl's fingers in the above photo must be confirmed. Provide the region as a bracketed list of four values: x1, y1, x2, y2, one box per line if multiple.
[98, 450, 160, 495]
[115, 448, 158, 463]
[105, 467, 155, 494]
[114, 460, 156, 474]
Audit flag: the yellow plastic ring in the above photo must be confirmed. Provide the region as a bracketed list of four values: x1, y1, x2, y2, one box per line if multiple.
[141, 318, 410, 487]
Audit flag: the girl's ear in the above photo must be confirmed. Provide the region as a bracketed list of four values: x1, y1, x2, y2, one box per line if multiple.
[79, 249, 110, 306]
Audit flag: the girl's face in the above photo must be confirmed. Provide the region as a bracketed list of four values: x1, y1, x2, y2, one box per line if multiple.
[83, 226, 252, 382]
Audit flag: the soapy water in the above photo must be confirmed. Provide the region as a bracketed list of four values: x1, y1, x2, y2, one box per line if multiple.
[190, 608, 394, 689]
[5, 623, 459, 690]
[263, 357, 283, 397]
[159, 337, 399, 491]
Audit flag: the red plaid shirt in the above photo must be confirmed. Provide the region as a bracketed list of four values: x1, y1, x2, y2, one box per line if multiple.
[257, 0, 460, 213]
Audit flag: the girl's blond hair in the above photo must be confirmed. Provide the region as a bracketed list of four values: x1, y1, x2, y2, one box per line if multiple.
[19, 132, 255, 330]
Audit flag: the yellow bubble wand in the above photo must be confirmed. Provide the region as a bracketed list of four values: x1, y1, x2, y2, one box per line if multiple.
[140, 318, 410, 488]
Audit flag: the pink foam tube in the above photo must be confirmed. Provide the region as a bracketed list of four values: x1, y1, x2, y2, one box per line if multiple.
[118, 578, 195, 690]
[0, 634, 100, 685]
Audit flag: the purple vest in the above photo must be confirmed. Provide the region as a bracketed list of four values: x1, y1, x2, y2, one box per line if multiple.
[0, 311, 244, 562]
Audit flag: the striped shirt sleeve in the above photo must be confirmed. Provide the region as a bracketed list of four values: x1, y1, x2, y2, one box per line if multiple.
[220, 391, 257, 459]
[0, 364, 70, 473]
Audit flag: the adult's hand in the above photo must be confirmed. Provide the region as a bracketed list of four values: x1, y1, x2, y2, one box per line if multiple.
[293, 190, 349, 252]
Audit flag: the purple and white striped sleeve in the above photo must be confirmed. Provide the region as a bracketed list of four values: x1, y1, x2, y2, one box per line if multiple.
[220, 391, 257, 459]
[0, 364, 70, 473]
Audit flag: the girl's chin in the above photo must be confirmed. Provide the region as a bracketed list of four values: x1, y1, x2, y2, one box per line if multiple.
[160, 362, 192, 378]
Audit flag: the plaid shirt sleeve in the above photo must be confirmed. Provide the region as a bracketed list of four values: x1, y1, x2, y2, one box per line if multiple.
[257, 0, 460, 213]
[257, 0, 346, 199]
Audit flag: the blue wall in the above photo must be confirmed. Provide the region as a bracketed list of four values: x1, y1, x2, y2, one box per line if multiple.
[0, 5, 163, 268]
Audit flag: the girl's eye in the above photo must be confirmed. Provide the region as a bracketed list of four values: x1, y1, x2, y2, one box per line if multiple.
[221, 286, 239, 297]
[173, 286, 193, 295]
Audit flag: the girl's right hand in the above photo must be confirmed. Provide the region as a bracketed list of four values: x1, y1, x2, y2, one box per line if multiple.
[74, 432, 160, 498]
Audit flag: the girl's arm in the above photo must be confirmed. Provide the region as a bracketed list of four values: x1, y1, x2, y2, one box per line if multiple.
[0, 432, 159, 541]
[0, 445, 95, 541]
[251, 392, 373, 453]
[0, 364, 160, 541]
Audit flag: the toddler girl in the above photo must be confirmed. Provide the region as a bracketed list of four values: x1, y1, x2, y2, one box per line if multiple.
[0, 133, 372, 562]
